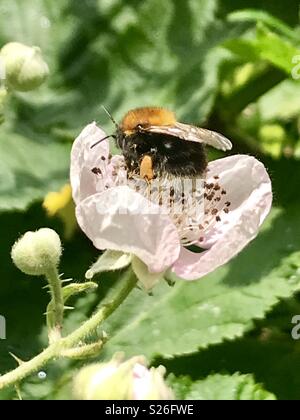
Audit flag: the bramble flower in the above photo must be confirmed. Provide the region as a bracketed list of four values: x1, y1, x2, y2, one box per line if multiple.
[0, 42, 49, 92]
[73, 354, 174, 400]
[70, 123, 272, 287]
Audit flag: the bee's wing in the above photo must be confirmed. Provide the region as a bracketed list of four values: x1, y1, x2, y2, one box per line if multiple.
[142, 122, 232, 151]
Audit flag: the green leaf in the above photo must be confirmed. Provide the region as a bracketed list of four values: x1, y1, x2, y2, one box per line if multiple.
[170, 373, 276, 400]
[0, 0, 232, 213]
[257, 79, 300, 122]
[228, 9, 299, 42]
[0, 0, 77, 212]
[162, 324, 300, 401]
[222, 38, 261, 62]
[0, 0, 75, 71]
[224, 24, 300, 74]
[0, 128, 70, 211]
[101, 207, 300, 359]
[0, 0, 229, 133]
[256, 24, 300, 74]
[2, 0, 300, 401]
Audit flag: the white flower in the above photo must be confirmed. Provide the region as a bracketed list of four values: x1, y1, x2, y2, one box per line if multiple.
[71, 123, 272, 286]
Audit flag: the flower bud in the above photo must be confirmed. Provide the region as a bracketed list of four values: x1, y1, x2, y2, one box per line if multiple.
[73, 354, 174, 400]
[0, 42, 49, 92]
[11, 228, 62, 276]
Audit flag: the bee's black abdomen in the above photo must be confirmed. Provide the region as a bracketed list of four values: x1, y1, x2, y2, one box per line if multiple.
[158, 135, 207, 177]
[116, 131, 207, 178]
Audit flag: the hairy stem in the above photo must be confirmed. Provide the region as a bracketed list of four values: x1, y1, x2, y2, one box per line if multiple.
[0, 268, 137, 391]
[46, 266, 64, 343]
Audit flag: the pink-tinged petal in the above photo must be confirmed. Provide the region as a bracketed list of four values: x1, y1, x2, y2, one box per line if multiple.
[132, 364, 153, 400]
[76, 186, 181, 273]
[70, 122, 109, 205]
[201, 155, 272, 247]
[172, 155, 272, 280]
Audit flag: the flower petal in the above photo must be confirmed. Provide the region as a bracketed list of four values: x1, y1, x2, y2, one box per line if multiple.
[76, 186, 181, 273]
[172, 155, 272, 280]
[70, 122, 109, 205]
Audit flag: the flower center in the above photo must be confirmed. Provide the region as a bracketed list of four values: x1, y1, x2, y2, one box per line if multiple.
[91, 155, 231, 247]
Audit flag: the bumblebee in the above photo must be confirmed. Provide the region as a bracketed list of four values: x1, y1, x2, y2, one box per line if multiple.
[95, 107, 232, 180]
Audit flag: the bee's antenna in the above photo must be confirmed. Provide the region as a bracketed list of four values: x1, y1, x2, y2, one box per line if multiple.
[90, 134, 116, 149]
[90, 106, 118, 149]
[101, 105, 119, 129]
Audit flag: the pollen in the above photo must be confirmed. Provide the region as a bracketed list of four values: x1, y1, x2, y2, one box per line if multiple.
[140, 155, 154, 180]
[121, 107, 176, 133]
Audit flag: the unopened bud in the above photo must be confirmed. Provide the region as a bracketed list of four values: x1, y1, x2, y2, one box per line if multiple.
[73, 354, 174, 400]
[11, 228, 62, 276]
[0, 42, 49, 91]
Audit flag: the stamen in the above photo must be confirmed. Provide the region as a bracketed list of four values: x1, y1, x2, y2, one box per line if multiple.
[95, 153, 231, 247]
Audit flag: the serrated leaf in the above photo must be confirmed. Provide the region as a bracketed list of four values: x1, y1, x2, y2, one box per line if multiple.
[100, 207, 300, 360]
[1, 0, 228, 134]
[224, 24, 300, 74]
[0, 129, 69, 211]
[1, 0, 300, 401]
[0, 0, 230, 213]
[170, 373, 276, 400]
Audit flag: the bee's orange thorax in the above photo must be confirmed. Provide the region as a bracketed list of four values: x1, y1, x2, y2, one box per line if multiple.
[121, 107, 176, 134]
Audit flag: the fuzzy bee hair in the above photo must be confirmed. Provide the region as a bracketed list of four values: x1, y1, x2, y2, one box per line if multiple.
[121, 107, 176, 134]
[114, 107, 232, 179]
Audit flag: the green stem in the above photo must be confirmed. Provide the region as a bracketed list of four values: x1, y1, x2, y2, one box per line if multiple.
[0, 268, 137, 391]
[45, 266, 64, 343]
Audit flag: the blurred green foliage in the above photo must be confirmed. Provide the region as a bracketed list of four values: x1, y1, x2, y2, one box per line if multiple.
[1, 0, 300, 400]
